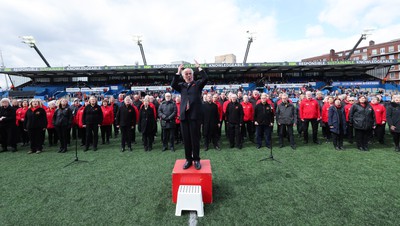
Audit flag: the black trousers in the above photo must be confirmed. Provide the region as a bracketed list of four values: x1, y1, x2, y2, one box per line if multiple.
[100, 125, 112, 143]
[204, 126, 219, 148]
[175, 123, 182, 143]
[181, 119, 201, 161]
[130, 126, 136, 143]
[279, 124, 295, 146]
[142, 133, 154, 150]
[18, 123, 29, 144]
[297, 119, 304, 135]
[47, 128, 58, 146]
[55, 125, 69, 150]
[373, 124, 385, 144]
[303, 119, 319, 143]
[241, 121, 254, 142]
[162, 127, 175, 149]
[0, 125, 17, 149]
[120, 126, 132, 148]
[85, 124, 99, 148]
[346, 122, 354, 143]
[391, 131, 400, 147]
[256, 124, 272, 147]
[228, 123, 242, 148]
[113, 120, 119, 136]
[332, 132, 344, 148]
[28, 128, 45, 151]
[355, 129, 371, 149]
[71, 124, 78, 140]
[322, 122, 331, 140]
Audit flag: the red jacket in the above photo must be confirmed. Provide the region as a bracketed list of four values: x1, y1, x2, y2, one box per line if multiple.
[76, 106, 85, 128]
[223, 100, 230, 114]
[132, 104, 139, 124]
[299, 98, 320, 120]
[16, 107, 28, 126]
[370, 103, 386, 125]
[101, 105, 114, 126]
[241, 101, 254, 122]
[46, 108, 56, 129]
[321, 103, 333, 123]
[213, 101, 223, 121]
[344, 103, 352, 122]
[175, 102, 181, 124]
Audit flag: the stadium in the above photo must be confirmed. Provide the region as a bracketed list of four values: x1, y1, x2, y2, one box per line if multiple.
[2, 1, 400, 225]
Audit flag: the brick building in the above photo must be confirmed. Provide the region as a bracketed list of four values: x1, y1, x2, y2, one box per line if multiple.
[302, 39, 400, 81]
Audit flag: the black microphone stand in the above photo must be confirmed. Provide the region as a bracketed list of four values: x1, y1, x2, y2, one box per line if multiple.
[64, 136, 88, 167]
[260, 130, 281, 163]
[64, 81, 89, 167]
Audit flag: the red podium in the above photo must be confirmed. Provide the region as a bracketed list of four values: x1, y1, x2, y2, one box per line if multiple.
[172, 159, 213, 204]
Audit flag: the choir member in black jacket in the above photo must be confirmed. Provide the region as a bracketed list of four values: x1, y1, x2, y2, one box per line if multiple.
[53, 98, 73, 153]
[158, 92, 177, 152]
[0, 98, 17, 152]
[82, 96, 103, 151]
[387, 95, 400, 152]
[116, 96, 136, 152]
[138, 96, 157, 151]
[24, 99, 47, 154]
[202, 94, 221, 151]
[254, 93, 274, 149]
[226, 94, 244, 149]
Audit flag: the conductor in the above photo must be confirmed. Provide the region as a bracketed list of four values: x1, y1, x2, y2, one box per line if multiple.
[171, 60, 208, 170]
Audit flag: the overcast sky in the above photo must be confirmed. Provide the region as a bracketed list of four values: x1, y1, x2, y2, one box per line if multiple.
[1, 0, 400, 69]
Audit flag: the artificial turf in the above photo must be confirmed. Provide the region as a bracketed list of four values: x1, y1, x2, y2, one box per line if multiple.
[1, 131, 400, 225]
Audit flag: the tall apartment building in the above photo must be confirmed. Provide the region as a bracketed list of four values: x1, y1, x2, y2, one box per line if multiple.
[302, 39, 400, 81]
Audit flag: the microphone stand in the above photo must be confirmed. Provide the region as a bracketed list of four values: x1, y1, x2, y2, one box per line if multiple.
[64, 81, 89, 167]
[260, 126, 281, 163]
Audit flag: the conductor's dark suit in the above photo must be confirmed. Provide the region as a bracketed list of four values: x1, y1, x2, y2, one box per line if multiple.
[171, 70, 208, 162]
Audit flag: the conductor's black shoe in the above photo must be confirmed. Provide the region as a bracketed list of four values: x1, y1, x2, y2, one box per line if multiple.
[194, 161, 201, 170]
[183, 161, 192, 169]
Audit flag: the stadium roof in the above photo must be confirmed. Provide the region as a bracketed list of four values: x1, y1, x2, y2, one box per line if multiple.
[1, 60, 399, 78]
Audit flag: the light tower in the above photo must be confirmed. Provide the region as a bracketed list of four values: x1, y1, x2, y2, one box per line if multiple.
[243, 31, 256, 64]
[20, 36, 51, 67]
[133, 35, 147, 65]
